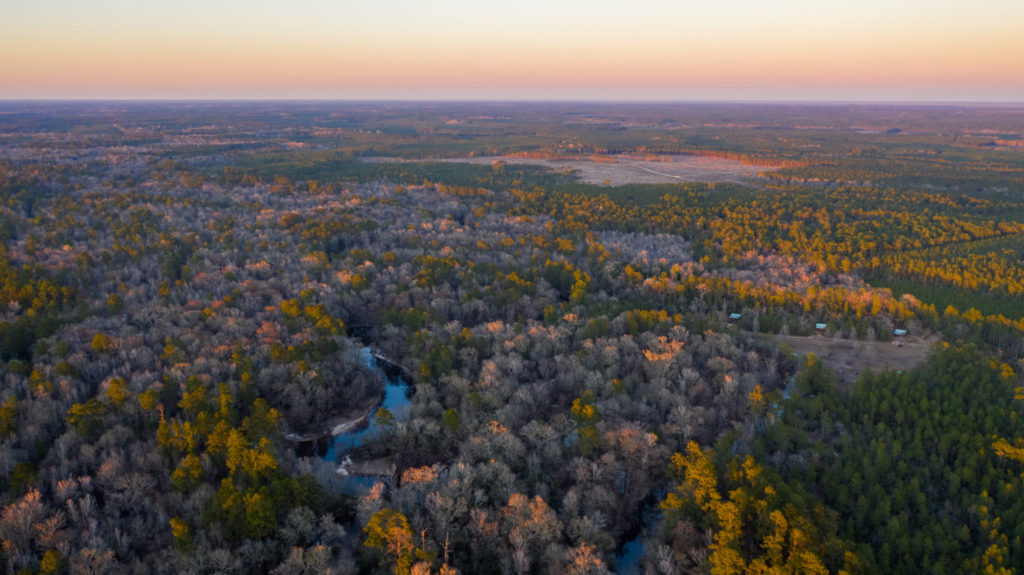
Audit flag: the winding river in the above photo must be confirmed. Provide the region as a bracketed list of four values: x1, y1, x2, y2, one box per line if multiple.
[296, 347, 412, 472]
[298, 348, 652, 570]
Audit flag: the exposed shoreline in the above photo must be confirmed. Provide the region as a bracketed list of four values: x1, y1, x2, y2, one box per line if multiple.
[282, 407, 374, 443]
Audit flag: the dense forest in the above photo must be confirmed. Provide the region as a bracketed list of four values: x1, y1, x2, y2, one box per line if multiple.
[0, 102, 1023, 574]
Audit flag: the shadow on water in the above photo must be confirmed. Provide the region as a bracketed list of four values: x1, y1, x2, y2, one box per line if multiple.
[617, 538, 646, 575]
[615, 492, 664, 574]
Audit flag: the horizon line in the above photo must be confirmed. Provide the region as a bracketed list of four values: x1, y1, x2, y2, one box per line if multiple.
[2, 97, 1024, 107]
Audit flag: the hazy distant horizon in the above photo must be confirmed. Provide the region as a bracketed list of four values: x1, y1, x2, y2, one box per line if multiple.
[1, 98, 1023, 106]
[3, 0, 1021, 103]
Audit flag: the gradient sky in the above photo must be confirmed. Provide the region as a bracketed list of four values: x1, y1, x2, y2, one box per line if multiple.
[2, 0, 1023, 101]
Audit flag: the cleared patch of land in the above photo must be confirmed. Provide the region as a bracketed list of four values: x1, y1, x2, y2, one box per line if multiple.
[756, 333, 937, 390]
[451, 155, 771, 185]
[368, 154, 773, 185]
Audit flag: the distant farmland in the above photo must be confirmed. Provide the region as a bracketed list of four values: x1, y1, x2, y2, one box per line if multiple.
[370, 153, 774, 185]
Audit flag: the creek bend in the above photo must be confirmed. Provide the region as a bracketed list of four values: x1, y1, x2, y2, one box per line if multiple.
[290, 347, 412, 476]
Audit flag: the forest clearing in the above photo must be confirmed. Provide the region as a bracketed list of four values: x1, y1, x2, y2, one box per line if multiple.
[371, 153, 771, 185]
[757, 332, 937, 389]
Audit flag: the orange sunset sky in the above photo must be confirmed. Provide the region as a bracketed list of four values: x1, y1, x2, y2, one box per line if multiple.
[2, 0, 1023, 101]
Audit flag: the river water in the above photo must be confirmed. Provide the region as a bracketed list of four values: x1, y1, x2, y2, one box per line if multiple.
[301, 347, 412, 467]
[616, 538, 645, 574]
[304, 348, 654, 570]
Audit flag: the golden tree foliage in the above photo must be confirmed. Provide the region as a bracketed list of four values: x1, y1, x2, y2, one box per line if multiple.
[662, 442, 841, 575]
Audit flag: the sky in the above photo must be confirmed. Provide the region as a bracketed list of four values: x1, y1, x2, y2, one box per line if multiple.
[1, 0, 1023, 101]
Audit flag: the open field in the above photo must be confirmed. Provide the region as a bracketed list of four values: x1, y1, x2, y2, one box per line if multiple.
[445, 155, 772, 185]
[756, 332, 937, 389]
[369, 154, 773, 185]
